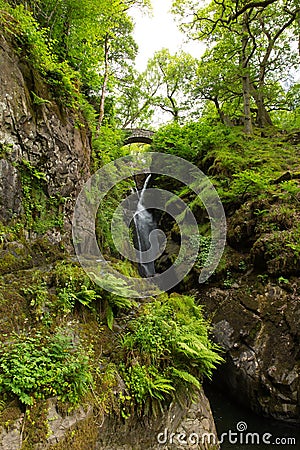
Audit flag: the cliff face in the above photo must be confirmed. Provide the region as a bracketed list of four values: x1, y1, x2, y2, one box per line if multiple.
[0, 33, 91, 242]
[202, 277, 300, 422]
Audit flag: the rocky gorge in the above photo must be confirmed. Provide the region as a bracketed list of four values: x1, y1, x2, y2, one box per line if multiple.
[0, 7, 299, 450]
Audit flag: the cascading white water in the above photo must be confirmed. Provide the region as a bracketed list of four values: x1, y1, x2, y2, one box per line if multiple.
[133, 174, 157, 277]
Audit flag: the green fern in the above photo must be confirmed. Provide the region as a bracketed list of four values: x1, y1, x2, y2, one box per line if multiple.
[120, 292, 224, 412]
[106, 304, 114, 331]
[171, 368, 201, 390]
[148, 374, 175, 399]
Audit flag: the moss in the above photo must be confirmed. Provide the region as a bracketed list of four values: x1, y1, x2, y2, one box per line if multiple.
[0, 248, 33, 275]
[93, 363, 121, 416]
[0, 236, 65, 277]
[0, 221, 26, 244]
[51, 415, 99, 450]
[53, 260, 92, 292]
[0, 283, 29, 336]
[0, 400, 22, 431]
[21, 401, 49, 448]
[29, 238, 65, 265]
[17, 160, 66, 235]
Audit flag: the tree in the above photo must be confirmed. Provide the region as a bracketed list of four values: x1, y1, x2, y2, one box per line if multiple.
[120, 49, 200, 126]
[115, 68, 161, 128]
[172, 0, 300, 132]
[9, 0, 150, 127]
[146, 49, 199, 122]
[115, 49, 200, 127]
[93, 11, 138, 129]
[247, 2, 298, 126]
[194, 36, 242, 125]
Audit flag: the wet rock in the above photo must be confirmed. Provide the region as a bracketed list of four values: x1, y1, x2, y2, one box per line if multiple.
[0, 391, 219, 450]
[0, 399, 93, 450]
[213, 319, 235, 351]
[96, 388, 219, 450]
[200, 279, 300, 422]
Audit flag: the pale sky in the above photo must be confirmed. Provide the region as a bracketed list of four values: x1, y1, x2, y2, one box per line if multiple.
[130, 0, 204, 71]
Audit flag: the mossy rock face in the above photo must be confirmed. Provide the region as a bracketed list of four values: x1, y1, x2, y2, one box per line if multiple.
[0, 243, 33, 275]
[251, 231, 300, 275]
[0, 392, 220, 450]
[0, 273, 31, 335]
[51, 413, 98, 450]
[0, 238, 65, 276]
[0, 32, 91, 246]
[0, 401, 23, 450]
[284, 130, 300, 145]
[93, 388, 219, 450]
[0, 399, 96, 450]
[227, 199, 269, 249]
[21, 401, 49, 448]
[0, 401, 22, 432]
[201, 137, 300, 421]
[227, 197, 300, 276]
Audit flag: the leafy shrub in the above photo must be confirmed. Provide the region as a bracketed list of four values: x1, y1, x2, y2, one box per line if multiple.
[53, 261, 100, 313]
[120, 363, 174, 405]
[92, 126, 127, 168]
[151, 122, 203, 161]
[0, 331, 92, 405]
[0, 3, 80, 107]
[120, 293, 223, 414]
[56, 286, 98, 314]
[151, 121, 237, 162]
[228, 169, 272, 201]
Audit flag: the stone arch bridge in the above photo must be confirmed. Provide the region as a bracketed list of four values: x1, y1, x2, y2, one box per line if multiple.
[123, 128, 154, 145]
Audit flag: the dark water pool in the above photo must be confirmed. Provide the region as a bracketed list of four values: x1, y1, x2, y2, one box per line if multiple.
[205, 386, 299, 450]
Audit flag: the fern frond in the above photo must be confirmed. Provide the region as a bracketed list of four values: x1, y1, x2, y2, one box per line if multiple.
[171, 368, 201, 389]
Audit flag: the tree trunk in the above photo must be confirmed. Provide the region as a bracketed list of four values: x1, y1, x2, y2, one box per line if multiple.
[213, 97, 233, 126]
[241, 13, 253, 135]
[97, 34, 110, 130]
[252, 12, 295, 128]
[256, 93, 273, 127]
[242, 73, 253, 134]
[250, 84, 273, 127]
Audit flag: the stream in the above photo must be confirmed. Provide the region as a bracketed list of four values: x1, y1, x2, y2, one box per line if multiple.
[206, 384, 299, 449]
[133, 174, 158, 278]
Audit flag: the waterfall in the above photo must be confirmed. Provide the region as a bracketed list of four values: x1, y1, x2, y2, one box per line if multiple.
[133, 174, 157, 277]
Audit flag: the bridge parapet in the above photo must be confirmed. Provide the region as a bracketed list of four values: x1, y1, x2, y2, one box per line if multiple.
[123, 128, 154, 145]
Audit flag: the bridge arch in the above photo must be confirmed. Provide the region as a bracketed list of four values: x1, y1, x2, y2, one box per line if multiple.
[123, 128, 154, 145]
